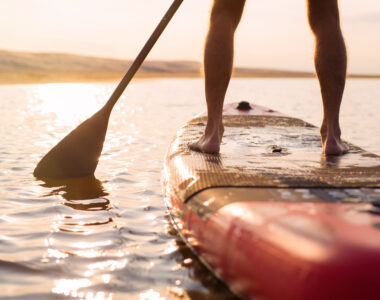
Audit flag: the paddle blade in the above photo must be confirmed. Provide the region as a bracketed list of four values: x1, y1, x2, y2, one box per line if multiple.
[34, 108, 110, 179]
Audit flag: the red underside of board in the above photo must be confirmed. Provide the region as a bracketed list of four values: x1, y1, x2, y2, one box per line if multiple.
[166, 192, 380, 300]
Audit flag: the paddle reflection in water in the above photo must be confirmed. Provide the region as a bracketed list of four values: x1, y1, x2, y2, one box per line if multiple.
[38, 176, 118, 298]
[41, 175, 110, 211]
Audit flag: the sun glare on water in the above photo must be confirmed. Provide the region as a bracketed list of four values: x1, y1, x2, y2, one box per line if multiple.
[34, 83, 109, 127]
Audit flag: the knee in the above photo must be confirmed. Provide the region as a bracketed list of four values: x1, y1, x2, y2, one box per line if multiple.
[307, 0, 341, 35]
[210, 0, 245, 31]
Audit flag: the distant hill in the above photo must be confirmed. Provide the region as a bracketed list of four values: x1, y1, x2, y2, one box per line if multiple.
[0, 49, 378, 84]
[0, 49, 200, 74]
[0, 49, 202, 83]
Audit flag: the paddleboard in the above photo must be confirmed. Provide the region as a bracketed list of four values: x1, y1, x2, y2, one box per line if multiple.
[163, 101, 380, 300]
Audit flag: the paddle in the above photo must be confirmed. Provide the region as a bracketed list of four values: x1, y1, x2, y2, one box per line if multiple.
[34, 0, 184, 179]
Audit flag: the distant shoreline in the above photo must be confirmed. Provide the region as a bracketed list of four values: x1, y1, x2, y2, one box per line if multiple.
[1, 49, 379, 84]
[1, 72, 379, 85]
[0, 72, 200, 85]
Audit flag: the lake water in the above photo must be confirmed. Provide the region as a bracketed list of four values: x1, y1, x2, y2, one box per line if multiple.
[0, 78, 379, 299]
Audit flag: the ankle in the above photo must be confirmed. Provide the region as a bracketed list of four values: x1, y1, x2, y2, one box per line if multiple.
[320, 120, 341, 140]
[205, 119, 223, 134]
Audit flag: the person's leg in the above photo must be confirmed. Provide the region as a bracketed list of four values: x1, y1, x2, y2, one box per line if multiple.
[307, 0, 349, 155]
[189, 0, 246, 153]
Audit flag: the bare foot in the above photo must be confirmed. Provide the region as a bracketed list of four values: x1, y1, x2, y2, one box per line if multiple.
[322, 136, 349, 155]
[189, 122, 224, 154]
[320, 123, 349, 156]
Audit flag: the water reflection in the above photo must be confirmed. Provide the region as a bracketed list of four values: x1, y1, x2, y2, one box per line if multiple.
[34, 83, 104, 127]
[38, 175, 118, 298]
[40, 175, 110, 211]
[320, 153, 343, 168]
[166, 218, 241, 300]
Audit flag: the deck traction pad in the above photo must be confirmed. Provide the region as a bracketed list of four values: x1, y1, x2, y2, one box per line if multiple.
[165, 115, 380, 202]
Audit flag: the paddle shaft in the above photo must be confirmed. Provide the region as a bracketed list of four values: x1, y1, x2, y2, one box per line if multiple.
[105, 0, 183, 111]
[33, 0, 183, 179]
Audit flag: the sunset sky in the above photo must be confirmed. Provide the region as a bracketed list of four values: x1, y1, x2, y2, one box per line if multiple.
[1, 0, 379, 74]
